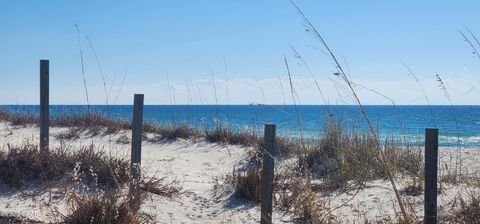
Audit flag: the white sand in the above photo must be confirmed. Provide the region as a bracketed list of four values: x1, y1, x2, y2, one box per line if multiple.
[0, 122, 479, 223]
[0, 123, 290, 223]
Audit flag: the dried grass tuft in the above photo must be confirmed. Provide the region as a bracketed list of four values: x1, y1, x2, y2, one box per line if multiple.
[441, 192, 480, 223]
[0, 110, 38, 126]
[150, 123, 200, 140]
[0, 143, 130, 189]
[205, 121, 258, 146]
[61, 191, 153, 224]
[139, 176, 183, 198]
[302, 120, 422, 189]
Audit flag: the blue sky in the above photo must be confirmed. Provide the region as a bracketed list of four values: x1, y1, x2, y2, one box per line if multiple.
[1, 0, 480, 105]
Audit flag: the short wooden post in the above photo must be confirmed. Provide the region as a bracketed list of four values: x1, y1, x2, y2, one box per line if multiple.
[40, 60, 49, 153]
[131, 94, 144, 181]
[261, 124, 275, 224]
[424, 128, 438, 224]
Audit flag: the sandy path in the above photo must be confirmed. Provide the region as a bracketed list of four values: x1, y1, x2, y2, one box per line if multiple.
[0, 123, 285, 223]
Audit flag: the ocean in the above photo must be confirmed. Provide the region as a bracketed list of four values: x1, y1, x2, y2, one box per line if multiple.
[1, 105, 479, 147]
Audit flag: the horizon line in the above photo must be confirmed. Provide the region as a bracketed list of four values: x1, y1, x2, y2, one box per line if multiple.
[2, 104, 480, 107]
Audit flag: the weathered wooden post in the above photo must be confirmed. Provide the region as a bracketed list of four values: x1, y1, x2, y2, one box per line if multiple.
[424, 128, 438, 224]
[40, 60, 49, 154]
[131, 94, 144, 181]
[261, 124, 276, 224]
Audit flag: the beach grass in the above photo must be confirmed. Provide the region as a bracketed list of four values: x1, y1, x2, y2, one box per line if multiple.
[0, 142, 130, 189]
[0, 107, 426, 222]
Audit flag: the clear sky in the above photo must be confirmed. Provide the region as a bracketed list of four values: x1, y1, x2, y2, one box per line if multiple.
[1, 0, 480, 105]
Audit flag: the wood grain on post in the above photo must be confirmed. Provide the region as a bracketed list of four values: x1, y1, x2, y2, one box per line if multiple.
[40, 60, 49, 154]
[424, 128, 438, 224]
[261, 124, 276, 224]
[131, 94, 144, 181]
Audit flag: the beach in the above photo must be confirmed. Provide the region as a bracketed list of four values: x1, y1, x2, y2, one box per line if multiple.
[2, 0, 480, 223]
[1, 121, 479, 223]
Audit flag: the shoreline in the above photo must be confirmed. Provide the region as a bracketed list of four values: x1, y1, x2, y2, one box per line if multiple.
[2, 106, 479, 147]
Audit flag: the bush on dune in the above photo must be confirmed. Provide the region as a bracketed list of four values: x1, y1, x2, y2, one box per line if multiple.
[0, 143, 130, 189]
[61, 191, 153, 224]
[0, 110, 38, 126]
[149, 122, 200, 140]
[302, 119, 422, 189]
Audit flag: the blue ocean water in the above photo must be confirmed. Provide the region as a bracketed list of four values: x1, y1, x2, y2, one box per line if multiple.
[1, 105, 479, 147]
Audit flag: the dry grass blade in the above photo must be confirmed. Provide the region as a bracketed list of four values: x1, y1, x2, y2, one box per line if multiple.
[139, 177, 183, 198]
[435, 74, 462, 182]
[113, 70, 128, 106]
[86, 35, 109, 106]
[401, 61, 437, 127]
[74, 24, 91, 111]
[458, 28, 480, 59]
[289, 44, 332, 116]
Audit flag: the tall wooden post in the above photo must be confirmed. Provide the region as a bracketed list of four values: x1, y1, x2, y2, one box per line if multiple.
[40, 60, 49, 153]
[425, 128, 438, 224]
[131, 94, 144, 181]
[261, 124, 276, 224]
